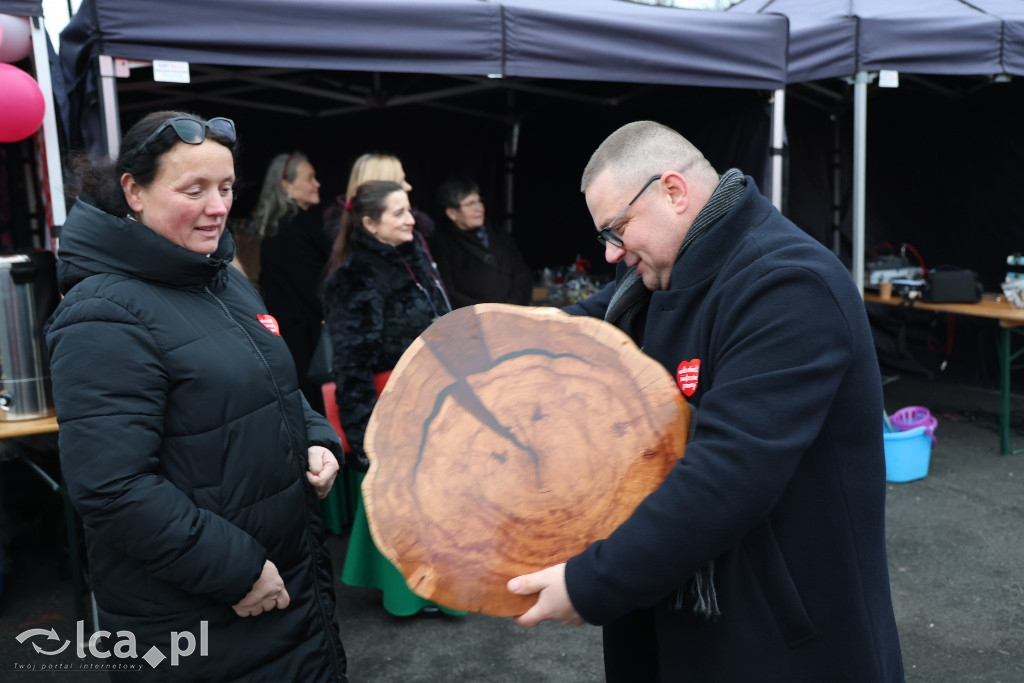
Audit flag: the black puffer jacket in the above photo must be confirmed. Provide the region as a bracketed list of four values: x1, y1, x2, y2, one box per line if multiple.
[323, 228, 450, 453]
[45, 196, 347, 682]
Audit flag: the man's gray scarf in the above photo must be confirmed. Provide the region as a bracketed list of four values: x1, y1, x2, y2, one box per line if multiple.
[604, 168, 746, 619]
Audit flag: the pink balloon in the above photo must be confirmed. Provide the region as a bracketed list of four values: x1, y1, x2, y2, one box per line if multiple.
[0, 14, 32, 63]
[0, 62, 45, 142]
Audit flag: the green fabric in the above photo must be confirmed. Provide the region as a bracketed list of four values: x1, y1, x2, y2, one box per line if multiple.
[341, 472, 467, 617]
[319, 468, 361, 535]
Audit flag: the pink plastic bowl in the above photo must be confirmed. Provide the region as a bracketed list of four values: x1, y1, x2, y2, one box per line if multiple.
[890, 406, 937, 446]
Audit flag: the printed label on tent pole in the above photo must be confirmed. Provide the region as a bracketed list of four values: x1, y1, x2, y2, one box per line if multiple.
[153, 60, 191, 84]
[257, 314, 281, 336]
[676, 359, 700, 397]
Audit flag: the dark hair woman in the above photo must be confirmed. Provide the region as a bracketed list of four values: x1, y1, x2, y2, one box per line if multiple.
[47, 111, 348, 681]
[322, 180, 462, 617]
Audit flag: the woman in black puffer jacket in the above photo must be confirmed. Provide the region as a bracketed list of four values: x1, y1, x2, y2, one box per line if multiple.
[46, 111, 347, 682]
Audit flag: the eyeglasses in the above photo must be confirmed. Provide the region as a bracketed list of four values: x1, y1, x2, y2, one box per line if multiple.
[139, 116, 236, 150]
[596, 174, 662, 248]
[459, 197, 484, 209]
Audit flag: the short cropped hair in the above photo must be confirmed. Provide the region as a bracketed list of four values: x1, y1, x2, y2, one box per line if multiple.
[580, 120, 718, 193]
[436, 176, 479, 211]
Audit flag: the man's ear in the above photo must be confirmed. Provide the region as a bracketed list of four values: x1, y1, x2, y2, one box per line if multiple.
[444, 207, 459, 223]
[121, 173, 144, 214]
[662, 171, 690, 215]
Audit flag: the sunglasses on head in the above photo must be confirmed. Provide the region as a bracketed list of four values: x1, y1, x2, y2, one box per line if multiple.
[139, 116, 237, 149]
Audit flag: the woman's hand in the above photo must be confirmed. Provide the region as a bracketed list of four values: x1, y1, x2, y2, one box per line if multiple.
[306, 445, 340, 499]
[232, 560, 290, 617]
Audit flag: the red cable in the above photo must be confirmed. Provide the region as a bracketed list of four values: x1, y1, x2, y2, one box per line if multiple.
[901, 242, 926, 275]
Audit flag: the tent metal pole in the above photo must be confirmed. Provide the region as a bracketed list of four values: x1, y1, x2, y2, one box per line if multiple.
[98, 55, 122, 159]
[504, 125, 516, 234]
[831, 113, 841, 256]
[769, 88, 785, 211]
[852, 71, 869, 295]
[30, 16, 66, 248]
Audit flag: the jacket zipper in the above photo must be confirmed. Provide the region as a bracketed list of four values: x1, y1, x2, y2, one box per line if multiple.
[204, 286, 346, 678]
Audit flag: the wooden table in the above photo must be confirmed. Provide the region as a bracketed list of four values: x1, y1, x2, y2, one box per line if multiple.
[0, 414, 58, 439]
[865, 291, 1024, 455]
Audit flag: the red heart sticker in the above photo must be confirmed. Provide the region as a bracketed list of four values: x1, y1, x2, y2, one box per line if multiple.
[257, 314, 281, 336]
[676, 359, 700, 397]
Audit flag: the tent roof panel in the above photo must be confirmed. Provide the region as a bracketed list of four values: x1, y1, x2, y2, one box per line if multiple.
[970, 0, 1024, 75]
[729, 0, 1015, 81]
[0, 0, 41, 16]
[72, 0, 505, 76]
[728, 0, 857, 81]
[62, 0, 789, 90]
[858, 14, 1002, 75]
[502, 0, 788, 89]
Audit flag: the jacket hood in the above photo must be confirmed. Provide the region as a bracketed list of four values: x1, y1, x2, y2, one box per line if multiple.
[57, 195, 235, 294]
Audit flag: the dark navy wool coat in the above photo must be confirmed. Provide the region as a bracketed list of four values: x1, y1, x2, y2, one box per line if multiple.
[427, 219, 533, 308]
[565, 180, 904, 682]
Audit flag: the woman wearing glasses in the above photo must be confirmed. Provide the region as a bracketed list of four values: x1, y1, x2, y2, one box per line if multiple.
[430, 175, 533, 309]
[47, 111, 348, 682]
[322, 180, 463, 618]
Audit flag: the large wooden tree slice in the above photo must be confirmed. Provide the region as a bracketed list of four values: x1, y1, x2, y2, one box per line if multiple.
[363, 303, 691, 617]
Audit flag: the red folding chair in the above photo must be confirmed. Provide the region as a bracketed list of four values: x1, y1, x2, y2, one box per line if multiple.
[320, 372, 391, 453]
[321, 382, 350, 452]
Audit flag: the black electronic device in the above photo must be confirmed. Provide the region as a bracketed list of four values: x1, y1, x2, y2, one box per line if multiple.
[865, 246, 924, 289]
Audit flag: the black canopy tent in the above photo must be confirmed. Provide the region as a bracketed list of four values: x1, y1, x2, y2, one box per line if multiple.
[58, 0, 506, 158]
[981, 0, 1024, 74]
[495, 0, 790, 219]
[57, 0, 790, 271]
[27, 0, 1024, 389]
[732, 0, 1012, 82]
[0, 0, 39, 16]
[501, 0, 788, 89]
[728, 0, 1024, 387]
[59, 0, 789, 152]
[61, 0, 791, 85]
[730, 0, 1024, 292]
[50, 0, 1024, 283]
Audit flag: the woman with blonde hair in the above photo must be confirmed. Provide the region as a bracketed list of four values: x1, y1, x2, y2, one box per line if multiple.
[323, 153, 435, 256]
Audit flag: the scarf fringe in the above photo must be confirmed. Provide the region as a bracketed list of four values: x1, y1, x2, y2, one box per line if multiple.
[679, 560, 720, 619]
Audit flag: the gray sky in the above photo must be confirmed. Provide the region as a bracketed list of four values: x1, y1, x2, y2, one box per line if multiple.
[40, 0, 80, 49]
